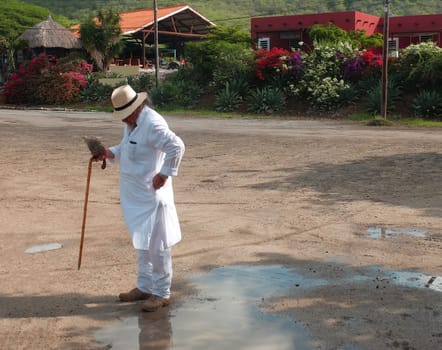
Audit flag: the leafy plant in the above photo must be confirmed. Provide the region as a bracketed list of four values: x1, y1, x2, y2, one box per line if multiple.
[174, 79, 203, 108]
[308, 23, 382, 49]
[247, 87, 286, 115]
[226, 77, 250, 98]
[149, 71, 202, 109]
[80, 77, 113, 102]
[365, 76, 402, 115]
[127, 74, 154, 93]
[185, 25, 253, 86]
[412, 90, 442, 119]
[215, 82, 243, 112]
[149, 82, 179, 108]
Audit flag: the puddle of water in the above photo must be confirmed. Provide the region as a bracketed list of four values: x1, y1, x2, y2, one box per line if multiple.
[365, 226, 426, 239]
[386, 271, 442, 293]
[25, 242, 63, 253]
[95, 265, 319, 350]
[95, 317, 139, 349]
[170, 265, 319, 350]
[95, 265, 441, 349]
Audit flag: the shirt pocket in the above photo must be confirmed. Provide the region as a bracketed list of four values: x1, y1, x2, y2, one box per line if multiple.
[127, 140, 137, 160]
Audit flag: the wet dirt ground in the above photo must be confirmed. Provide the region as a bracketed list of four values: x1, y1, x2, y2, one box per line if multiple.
[0, 109, 441, 350]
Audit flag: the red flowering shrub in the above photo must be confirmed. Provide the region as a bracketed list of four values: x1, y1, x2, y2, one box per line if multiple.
[4, 53, 92, 105]
[255, 47, 302, 82]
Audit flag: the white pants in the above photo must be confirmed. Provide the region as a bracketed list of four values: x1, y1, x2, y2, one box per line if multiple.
[137, 248, 172, 299]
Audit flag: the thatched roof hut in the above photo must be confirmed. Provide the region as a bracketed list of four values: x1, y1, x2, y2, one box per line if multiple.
[18, 15, 81, 49]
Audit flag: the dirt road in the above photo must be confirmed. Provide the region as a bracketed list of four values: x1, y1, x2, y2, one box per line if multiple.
[0, 109, 441, 349]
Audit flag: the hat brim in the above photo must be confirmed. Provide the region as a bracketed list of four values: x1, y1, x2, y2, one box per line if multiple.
[113, 92, 148, 119]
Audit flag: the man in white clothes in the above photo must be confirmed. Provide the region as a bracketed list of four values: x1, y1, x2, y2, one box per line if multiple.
[97, 84, 185, 312]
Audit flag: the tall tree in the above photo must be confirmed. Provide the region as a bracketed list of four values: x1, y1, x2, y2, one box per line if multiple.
[79, 9, 123, 71]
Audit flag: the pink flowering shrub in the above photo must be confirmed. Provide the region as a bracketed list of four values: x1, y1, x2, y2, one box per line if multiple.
[4, 53, 92, 105]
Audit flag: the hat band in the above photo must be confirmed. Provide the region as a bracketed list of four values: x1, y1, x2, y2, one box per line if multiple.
[114, 94, 138, 111]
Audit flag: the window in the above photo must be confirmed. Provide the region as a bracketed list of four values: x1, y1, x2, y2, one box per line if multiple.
[420, 34, 434, 43]
[257, 38, 270, 50]
[388, 38, 398, 57]
[280, 31, 302, 50]
[288, 39, 300, 50]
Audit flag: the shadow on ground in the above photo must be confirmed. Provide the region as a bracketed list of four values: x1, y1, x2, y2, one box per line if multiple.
[250, 152, 442, 217]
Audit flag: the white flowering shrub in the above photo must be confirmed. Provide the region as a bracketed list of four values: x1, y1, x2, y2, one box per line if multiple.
[306, 77, 353, 111]
[392, 42, 442, 92]
[292, 43, 359, 111]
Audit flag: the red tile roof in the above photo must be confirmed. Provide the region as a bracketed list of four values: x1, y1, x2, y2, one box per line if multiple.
[120, 4, 189, 33]
[72, 4, 214, 37]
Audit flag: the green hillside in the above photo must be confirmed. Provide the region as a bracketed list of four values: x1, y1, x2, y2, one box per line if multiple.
[0, 0, 72, 39]
[20, 0, 442, 29]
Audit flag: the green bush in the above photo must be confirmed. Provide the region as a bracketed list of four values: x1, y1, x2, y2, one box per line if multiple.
[127, 74, 154, 93]
[185, 25, 253, 87]
[149, 71, 202, 109]
[412, 90, 442, 119]
[174, 79, 202, 108]
[150, 82, 179, 108]
[247, 87, 286, 115]
[215, 81, 242, 112]
[365, 77, 402, 115]
[225, 77, 250, 98]
[81, 77, 114, 102]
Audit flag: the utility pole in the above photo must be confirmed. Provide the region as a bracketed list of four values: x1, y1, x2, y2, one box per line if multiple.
[153, 0, 159, 87]
[381, 0, 390, 119]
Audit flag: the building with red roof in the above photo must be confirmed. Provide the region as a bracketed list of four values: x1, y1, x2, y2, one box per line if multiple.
[73, 4, 214, 67]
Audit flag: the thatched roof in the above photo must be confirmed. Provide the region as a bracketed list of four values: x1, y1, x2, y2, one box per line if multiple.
[19, 15, 81, 49]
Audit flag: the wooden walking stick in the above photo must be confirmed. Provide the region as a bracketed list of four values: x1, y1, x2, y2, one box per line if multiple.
[78, 157, 93, 270]
[78, 137, 106, 270]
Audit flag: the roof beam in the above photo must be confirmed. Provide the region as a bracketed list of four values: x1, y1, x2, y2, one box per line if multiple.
[141, 29, 205, 38]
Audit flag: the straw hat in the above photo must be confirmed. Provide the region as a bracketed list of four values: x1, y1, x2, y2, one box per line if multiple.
[111, 85, 147, 119]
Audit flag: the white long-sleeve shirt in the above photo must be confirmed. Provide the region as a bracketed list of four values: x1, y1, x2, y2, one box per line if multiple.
[109, 106, 185, 250]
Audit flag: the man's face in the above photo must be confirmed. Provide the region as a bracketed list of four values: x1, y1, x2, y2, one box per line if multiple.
[122, 105, 142, 126]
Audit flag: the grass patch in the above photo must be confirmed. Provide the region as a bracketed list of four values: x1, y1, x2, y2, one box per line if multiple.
[157, 108, 257, 119]
[350, 112, 442, 127]
[349, 112, 373, 121]
[366, 116, 394, 126]
[77, 103, 442, 127]
[83, 104, 113, 113]
[393, 118, 442, 127]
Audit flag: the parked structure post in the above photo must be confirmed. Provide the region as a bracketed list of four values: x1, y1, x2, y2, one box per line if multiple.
[153, 0, 159, 87]
[381, 0, 390, 119]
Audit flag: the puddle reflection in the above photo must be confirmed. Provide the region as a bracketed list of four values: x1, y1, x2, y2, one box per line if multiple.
[95, 265, 315, 350]
[25, 242, 63, 253]
[95, 311, 173, 350]
[386, 271, 442, 292]
[95, 265, 441, 349]
[365, 227, 426, 239]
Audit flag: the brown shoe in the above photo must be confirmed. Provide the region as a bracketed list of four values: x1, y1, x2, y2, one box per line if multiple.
[119, 288, 151, 302]
[141, 295, 170, 312]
